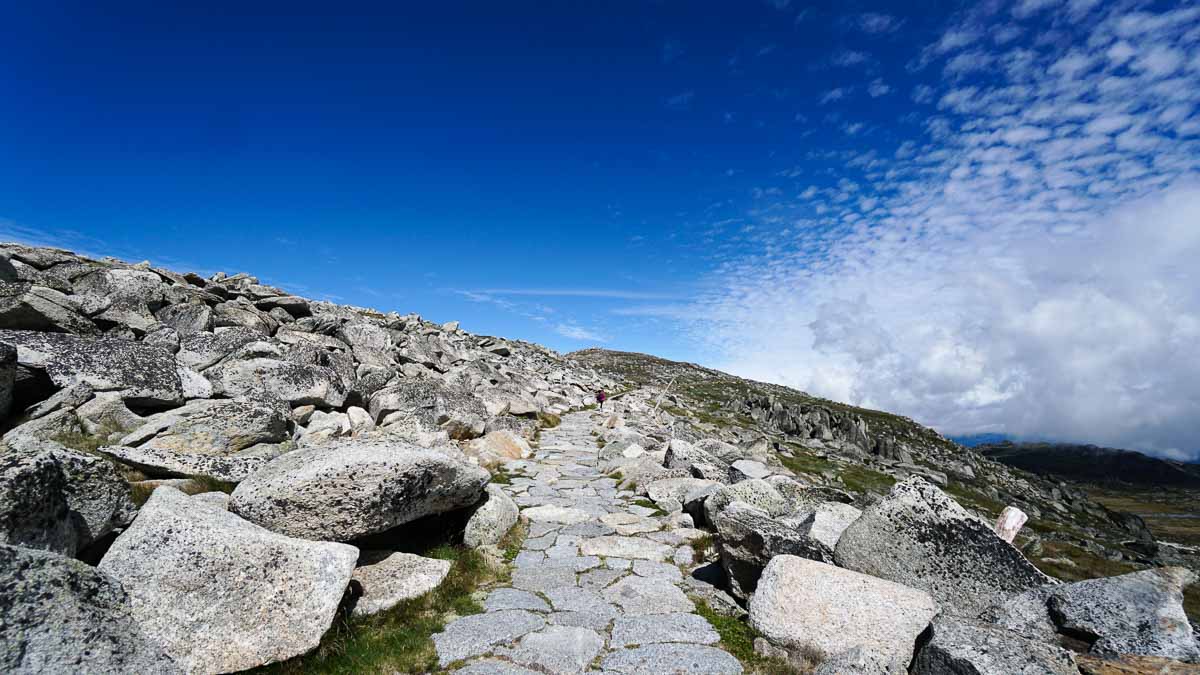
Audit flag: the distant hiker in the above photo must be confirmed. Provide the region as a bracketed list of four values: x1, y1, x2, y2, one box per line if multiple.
[596, 389, 607, 410]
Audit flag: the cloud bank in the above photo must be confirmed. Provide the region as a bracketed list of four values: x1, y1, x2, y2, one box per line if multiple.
[683, 1, 1200, 459]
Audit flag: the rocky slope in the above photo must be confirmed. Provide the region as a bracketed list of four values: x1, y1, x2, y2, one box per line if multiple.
[1, 243, 1197, 674]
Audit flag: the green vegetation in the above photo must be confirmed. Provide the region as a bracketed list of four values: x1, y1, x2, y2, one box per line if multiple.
[694, 601, 811, 674]
[258, 544, 503, 674]
[632, 498, 666, 516]
[489, 465, 527, 485]
[1088, 487, 1200, 547]
[536, 412, 561, 429]
[660, 404, 690, 419]
[763, 443, 898, 497]
[1031, 540, 1140, 583]
[837, 465, 896, 495]
[186, 475, 237, 495]
[778, 450, 835, 478]
[942, 481, 1007, 519]
[127, 475, 238, 507]
[52, 429, 110, 453]
[689, 534, 715, 562]
[129, 482, 156, 506]
[500, 520, 527, 564]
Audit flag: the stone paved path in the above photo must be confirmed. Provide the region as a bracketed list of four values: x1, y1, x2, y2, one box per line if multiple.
[433, 411, 744, 674]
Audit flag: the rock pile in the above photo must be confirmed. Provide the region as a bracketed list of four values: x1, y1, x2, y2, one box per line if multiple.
[1, 243, 1197, 673]
[595, 386, 1199, 672]
[0, 243, 614, 673]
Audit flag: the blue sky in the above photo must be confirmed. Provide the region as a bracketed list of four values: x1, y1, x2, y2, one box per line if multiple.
[4, 1, 1200, 458]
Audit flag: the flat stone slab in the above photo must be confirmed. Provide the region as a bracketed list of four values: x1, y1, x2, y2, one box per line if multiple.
[455, 659, 542, 674]
[524, 533, 557, 551]
[484, 588, 551, 613]
[548, 610, 615, 630]
[611, 613, 721, 648]
[603, 575, 695, 615]
[579, 568, 625, 591]
[601, 644, 744, 674]
[512, 567, 579, 594]
[522, 505, 592, 524]
[546, 587, 618, 618]
[433, 610, 545, 666]
[560, 522, 616, 537]
[632, 559, 684, 580]
[544, 555, 601, 572]
[579, 535, 673, 561]
[601, 512, 662, 535]
[351, 551, 450, 617]
[514, 551, 545, 568]
[499, 625, 605, 674]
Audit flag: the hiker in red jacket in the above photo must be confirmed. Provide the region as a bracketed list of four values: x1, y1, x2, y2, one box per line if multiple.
[595, 389, 607, 410]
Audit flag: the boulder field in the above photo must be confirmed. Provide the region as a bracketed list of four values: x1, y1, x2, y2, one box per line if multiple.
[1, 242, 1197, 673]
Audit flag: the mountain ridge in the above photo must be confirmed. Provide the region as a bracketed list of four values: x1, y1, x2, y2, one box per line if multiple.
[979, 441, 1200, 489]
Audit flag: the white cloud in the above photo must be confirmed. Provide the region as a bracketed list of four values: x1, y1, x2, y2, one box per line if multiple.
[831, 50, 870, 67]
[819, 87, 848, 104]
[1132, 45, 1185, 78]
[674, 1, 1200, 459]
[1013, 0, 1060, 19]
[912, 84, 936, 104]
[867, 79, 891, 97]
[855, 13, 903, 34]
[555, 323, 608, 342]
[1106, 40, 1136, 66]
[478, 288, 680, 300]
[692, 182, 1200, 461]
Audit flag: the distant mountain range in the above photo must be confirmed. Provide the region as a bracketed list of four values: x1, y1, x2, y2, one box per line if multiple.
[950, 433, 1012, 447]
[976, 441, 1200, 489]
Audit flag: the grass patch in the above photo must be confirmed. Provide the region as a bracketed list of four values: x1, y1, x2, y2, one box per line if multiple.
[690, 534, 715, 561]
[661, 404, 690, 419]
[632, 498, 666, 516]
[257, 544, 502, 674]
[838, 465, 897, 495]
[52, 429, 110, 453]
[777, 451, 896, 497]
[1031, 540, 1140, 583]
[127, 474, 237, 507]
[490, 465, 525, 485]
[694, 601, 811, 674]
[130, 482, 156, 507]
[1186, 587, 1199, 624]
[500, 520, 527, 564]
[943, 482, 1007, 519]
[183, 475, 237, 495]
[778, 450, 836, 478]
[1088, 487, 1200, 547]
[536, 412, 561, 429]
